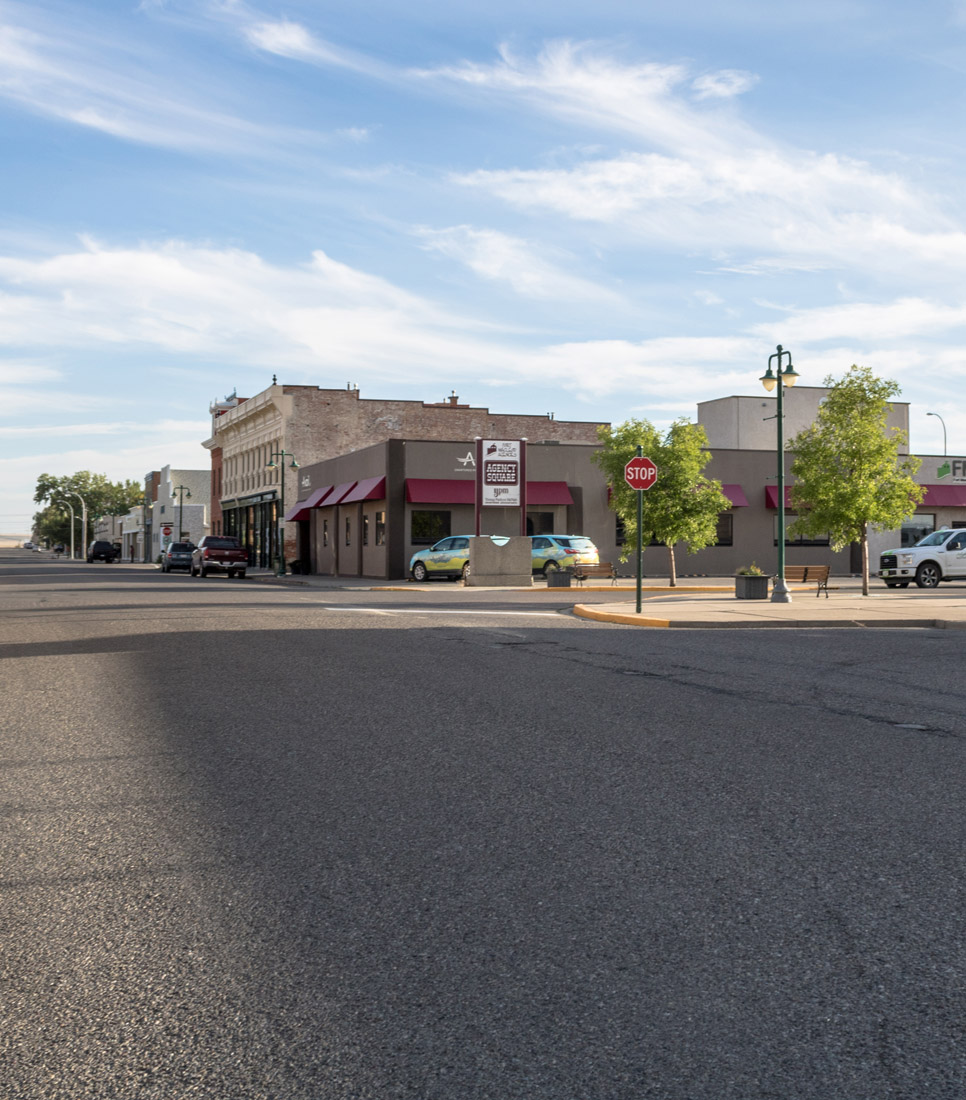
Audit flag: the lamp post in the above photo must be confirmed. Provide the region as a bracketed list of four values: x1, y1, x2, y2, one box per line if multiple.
[172, 485, 192, 541]
[57, 498, 76, 560]
[266, 449, 299, 575]
[760, 344, 799, 603]
[68, 491, 88, 558]
[927, 412, 947, 456]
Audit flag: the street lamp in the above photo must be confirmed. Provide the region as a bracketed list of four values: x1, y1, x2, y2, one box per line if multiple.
[172, 485, 192, 541]
[67, 491, 88, 558]
[56, 497, 76, 560]
[760, 344, 799, 604]
[927, 412, 947, 456]
[266, 449, 299, 575]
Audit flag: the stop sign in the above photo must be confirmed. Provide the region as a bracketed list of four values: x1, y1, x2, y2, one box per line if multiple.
[624, 455, 657, 490]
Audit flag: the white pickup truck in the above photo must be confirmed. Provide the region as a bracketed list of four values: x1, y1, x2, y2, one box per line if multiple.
[879, 527, 966, 588]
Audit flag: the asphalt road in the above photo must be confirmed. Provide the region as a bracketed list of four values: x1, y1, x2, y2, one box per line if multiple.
[3, 551, 966, 1099]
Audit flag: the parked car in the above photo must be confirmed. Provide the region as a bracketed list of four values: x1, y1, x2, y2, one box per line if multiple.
[160, 542, 196, 573]
[530, 535, 599, 576]
[87, 540, 119, 563]
[410, 536, 472, 581]
[191, 535, 248, 578]
[22, 540, 33, 550]
[880, 527, 966, 588]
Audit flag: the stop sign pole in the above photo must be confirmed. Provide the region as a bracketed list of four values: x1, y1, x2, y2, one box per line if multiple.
[624, 448, 658, 613]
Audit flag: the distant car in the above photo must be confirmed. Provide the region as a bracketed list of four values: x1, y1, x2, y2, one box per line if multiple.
[530, 535, 599, 576]
[410, 536, 471, 581]
[87, 540, 119, 563]
[160, 542, 195, 573]
[191, 535, 248, 579]
[22, 541, 33, 550]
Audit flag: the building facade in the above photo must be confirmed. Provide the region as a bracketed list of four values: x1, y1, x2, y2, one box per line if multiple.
[202, 383, 604, 571]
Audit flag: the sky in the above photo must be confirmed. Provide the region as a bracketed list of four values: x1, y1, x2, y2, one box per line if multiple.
[3, 0, 966, 533]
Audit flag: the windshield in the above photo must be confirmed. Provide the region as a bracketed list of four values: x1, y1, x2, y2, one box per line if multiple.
[915, 530, 953, 547]
[204, 537, 241, 548]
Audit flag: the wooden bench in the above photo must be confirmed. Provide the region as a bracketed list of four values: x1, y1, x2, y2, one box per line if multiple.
[572, 562, 618, 585]
[784, 564, 831, 598]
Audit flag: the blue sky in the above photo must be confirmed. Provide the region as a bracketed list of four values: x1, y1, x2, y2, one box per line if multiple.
[3, 0, 966, 532]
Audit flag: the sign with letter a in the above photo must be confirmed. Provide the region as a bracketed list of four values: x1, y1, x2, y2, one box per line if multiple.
[481, 440, 523, 507]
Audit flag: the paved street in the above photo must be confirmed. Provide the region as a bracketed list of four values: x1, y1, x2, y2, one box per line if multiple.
[3, 551, 966, 1098]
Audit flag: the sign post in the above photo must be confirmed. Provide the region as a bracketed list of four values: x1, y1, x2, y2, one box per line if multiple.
[624, 450, 658, 613]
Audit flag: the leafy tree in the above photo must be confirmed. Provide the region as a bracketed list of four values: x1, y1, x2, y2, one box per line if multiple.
[592, 418, 730, 585]
[787, 365, 924, 595]
[33, 472, 143, 549]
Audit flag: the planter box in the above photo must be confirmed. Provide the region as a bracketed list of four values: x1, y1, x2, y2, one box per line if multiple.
[547, 569, 572, 588]
[735, 574, 770, 600]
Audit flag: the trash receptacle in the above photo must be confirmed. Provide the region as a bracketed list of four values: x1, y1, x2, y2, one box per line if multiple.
[289, 559, 303, 575]
[547, 569, 571, 588]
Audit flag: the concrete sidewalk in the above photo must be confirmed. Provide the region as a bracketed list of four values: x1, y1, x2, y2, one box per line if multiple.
[575, 582, 966, 629]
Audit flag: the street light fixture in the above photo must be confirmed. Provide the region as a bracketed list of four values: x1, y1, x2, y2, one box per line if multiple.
[266, 449, 299, 575]
[760, 344, 799, 604]
[172, 485, 192, 541]
[67, 491, 88, 558]
[927, 412, 947, 456]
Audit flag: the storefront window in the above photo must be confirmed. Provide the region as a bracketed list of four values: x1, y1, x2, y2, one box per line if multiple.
[375, 512, 386, 546]
[715, 513, 734, 546]
[902, 515, 935, 546]
[345, 517, 351, 546]
[363, 514, 369, 546]
[412, 510, 450, 545]
[526, 512, 554, 536]
[323, 519, 328, 547]
[774, 516, 829, 547]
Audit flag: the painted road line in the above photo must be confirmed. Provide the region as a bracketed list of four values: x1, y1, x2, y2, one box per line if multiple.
[321, 607, 561, 617]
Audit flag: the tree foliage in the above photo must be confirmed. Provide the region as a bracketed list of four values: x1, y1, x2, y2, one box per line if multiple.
[787, 365, 924, 595]
[592, 418, 730, 585]
[32, 472, 143, 547]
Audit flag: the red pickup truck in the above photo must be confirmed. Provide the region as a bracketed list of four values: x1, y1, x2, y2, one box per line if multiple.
[190, 535, 248, 579]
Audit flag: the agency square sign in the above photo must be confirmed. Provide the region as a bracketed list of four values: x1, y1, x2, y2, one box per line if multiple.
[480, 439, 523, 507]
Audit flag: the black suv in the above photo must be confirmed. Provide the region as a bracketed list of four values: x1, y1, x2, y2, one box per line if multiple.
[87, 540, 119, 563]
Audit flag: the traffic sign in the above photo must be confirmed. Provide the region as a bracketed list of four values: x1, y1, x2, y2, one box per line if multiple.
[624, 455, 657, 490]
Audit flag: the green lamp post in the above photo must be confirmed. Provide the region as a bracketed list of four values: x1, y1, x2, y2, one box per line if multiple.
[266, 449, 299, 575]
[759, 344, 799, 604]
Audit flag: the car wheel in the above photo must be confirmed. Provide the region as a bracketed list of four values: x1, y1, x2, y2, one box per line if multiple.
[543, 560, 560, 576]
[412, 562, 428, 582]
[200, 565, 209, 578]
[461, 561, 471, 580]
[236, 571, 246, 579]
[915, 562, 941, 588]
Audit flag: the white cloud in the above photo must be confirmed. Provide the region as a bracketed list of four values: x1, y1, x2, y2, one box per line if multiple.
[691, 69, 758, 100]
[417, 225, 623, 303]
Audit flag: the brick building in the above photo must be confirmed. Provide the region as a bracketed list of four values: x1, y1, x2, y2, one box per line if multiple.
[202, 382, 604, 570]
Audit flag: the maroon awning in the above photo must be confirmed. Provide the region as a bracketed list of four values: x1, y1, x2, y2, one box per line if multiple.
[765, 486, 794, 508]
[526, 481, 573, 505]
[304, 485, 334, 508]
[341, 476, 386, 504]
[722, 484, 749, 508]
[324, 481, 358, 507]
[405, 478, 475, 504]
[921, 484, 966, 507]
[284, 502, 313, 522]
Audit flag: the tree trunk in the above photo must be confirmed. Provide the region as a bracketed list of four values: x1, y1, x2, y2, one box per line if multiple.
[667, 543, 677, 587]
[861, 522, 870, 596]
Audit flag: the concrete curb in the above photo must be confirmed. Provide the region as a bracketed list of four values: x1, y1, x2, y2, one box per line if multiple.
[573, 604, 966, 630]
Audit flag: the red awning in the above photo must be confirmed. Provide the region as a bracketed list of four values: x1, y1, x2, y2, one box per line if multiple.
[341, 476, 386, 504]
[304, 485, 334, 508]
[921, 484, 966, 507]
[526, 481, 573, 505]
[765, 486, 794, 508]
[324, 481, 358, 507]
[722, 484, 749, 508]
[284, 502, 313, 522]
[406, 478, 475, 504]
